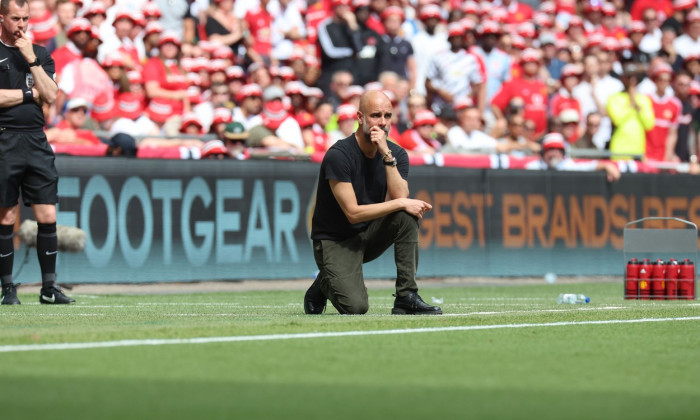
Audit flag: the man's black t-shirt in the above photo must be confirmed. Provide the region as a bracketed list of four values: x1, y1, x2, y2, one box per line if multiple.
[311, 133, 409, 241]
[0, 41, 55, 130]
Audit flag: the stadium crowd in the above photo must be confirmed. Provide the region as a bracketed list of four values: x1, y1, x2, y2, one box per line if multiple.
[25, 0, 700, 170]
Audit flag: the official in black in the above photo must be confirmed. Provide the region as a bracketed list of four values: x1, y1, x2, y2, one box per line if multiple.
[303, 90, 441, 315]
[0, 0, 74, 305]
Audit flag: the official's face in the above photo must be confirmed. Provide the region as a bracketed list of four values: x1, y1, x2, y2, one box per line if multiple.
[0, 1, 29, 43]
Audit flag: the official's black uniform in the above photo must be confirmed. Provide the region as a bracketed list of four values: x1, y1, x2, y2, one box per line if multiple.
[0, 41, 58, 208]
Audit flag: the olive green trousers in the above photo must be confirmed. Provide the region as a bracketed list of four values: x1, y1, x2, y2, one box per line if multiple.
[312, 211, 420, 314]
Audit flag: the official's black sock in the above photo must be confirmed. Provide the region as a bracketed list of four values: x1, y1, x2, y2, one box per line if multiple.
[36, 222, 57, 289]
[0, 224, 14, 287]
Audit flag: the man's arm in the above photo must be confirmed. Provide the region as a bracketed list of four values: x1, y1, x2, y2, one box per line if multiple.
[0, 89, 29, 107]
[17, 32, 57, 104]
[329, 179, 431, 224]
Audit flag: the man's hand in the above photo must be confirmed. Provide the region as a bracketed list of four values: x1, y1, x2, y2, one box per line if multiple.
[15, 31, 36, 64]
[370, 125, 389, 153]
[604, 162, 621, 182]
[402, 198, 432, 219]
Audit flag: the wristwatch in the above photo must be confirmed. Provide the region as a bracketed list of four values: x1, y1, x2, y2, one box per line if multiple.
[28, 58, 40, 67]
[383, 156, 397, 167]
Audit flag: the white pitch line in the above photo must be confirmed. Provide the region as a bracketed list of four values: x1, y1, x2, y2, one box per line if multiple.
[1, 316, 698, 354]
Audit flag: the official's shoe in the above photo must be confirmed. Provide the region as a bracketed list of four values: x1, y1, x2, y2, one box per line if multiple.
[303, 276, 326, 314]
[392, 292, 442, 315]
[39, 285, 75, 304]
[1, 283, 21, 305]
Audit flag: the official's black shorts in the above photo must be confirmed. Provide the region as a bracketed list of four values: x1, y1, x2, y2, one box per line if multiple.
[0, 129, 58, 208]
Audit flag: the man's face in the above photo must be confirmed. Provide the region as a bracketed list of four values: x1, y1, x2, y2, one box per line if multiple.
[243, 95, 262, 115]
[674, 74, 691, 99]
[543, 148, 565, 168]
[56, 2, 77, 26]
[359, 95, 392, 138]
[0, 1, 30, 43]
[416, 123, 434, 141]
[654, 73, 672, 93]
[330, 74, 352, 98]
[586, 115, 601, 135]
[460, 108, 481, 132]
[70, 30, 91, 49]
[65, 106, 88, 128]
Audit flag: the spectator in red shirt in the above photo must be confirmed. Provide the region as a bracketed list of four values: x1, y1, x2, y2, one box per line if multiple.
[491, 48, 549, 136]
[550, 63, 583, 117]
[397, 109, 441, 156]
[243, 0, 274, 65]
[52, 17, 92, 77]
[143, 31, 190, 126]
[646, 62, 683, 161]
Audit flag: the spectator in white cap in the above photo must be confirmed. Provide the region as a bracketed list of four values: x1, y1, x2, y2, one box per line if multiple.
[526, 133, 621, 182]
[444, 98, 509, 154]
[646, 62, 682, 162]
[673, 9, 700, 57]
[46, 98, 103, 146]
[233, 83, 264, 129]
[52, 17, 93, 76]
[410, 4, 448, 96]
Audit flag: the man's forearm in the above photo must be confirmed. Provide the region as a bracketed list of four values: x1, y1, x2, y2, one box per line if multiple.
[31, 66, 57, 104]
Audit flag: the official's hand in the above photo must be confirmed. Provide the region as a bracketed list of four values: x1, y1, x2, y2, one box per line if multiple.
[403, 198, 432, 219]
[32, 88, 40, 103]
[16, 31, 36, 64]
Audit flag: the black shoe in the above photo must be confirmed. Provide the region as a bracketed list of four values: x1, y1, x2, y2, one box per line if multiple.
[1, 283, 21, 305]
[392, 292, 442, 315]
[40, 285, 75, 304]
[303, 276, 326, 314]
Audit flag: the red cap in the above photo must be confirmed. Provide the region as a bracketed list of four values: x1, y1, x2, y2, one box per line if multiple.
[66, 18, 92, 37]
[687, 9, 700, 23]
[113, 10, 137, 26]
[262, 101, 289, 130]
[567, 16, 584, 28]
[602, 37, 619, 52]
[652, 62, 674, 77]
[586, 32, 605, 48]
[278, 66, 296, 80]
[480, 20, 501, 35]
[208, 59, 227, 73]
[212, 46, 234, 60]
[341, 84, 364, 100]
[520, 48, 541, 63]
[542, 133, 566, 150]
[180, 112, 203, 132]
[380, 6, 405, 21]
[201, 140, 229, 158]
[336, 104, 358, 121]
[602, 3, 617, 16]
[235, 83, 263, 103]
[539, 1, 556, 14]
[674, 0, 696, 11]
[453, 96, 474, 111]
[560, 63, 582, 79]
[489, 8, 509, 24]
[689, 81, 700, 95]
[84, 1, 107, 17]
[628, 20, 646, 34]
[512, 35, 527, 49]
[419, 4, 442, 20]
[212, 107, 233, 125]
[145, 21, 163, 37]
[284, 81, 306, 95]
[583, 2, 602, 13]
[158, 30, 182, 47]
[462, 1, 479, 14]
[331, 0, 352, 7]
[413, 109, 437, 127]
[447, 22, 464, 38]
[28, 11, 58, 42]
[516, 22, 536, 38]
[101, 52, 124, 68]
[226, 65, 246, 81]
[142, 2, 162, 18]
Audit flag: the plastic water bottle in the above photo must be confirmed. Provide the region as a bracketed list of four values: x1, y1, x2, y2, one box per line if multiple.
[557, 293, 590, 304]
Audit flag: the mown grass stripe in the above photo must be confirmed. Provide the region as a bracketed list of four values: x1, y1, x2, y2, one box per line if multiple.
[1, 316, 699, 353]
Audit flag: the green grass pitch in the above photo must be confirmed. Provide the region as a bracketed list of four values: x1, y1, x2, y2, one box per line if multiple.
[1, 281, 699, 420]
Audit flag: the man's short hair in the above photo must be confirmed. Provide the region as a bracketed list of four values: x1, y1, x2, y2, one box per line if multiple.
[0, 0, 27, 14]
